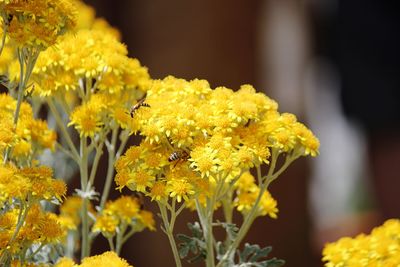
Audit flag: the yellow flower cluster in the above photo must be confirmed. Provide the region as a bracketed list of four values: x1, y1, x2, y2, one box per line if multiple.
[1, 0, 76, 49]
[31, 29, 149, 97]
[55, 251, 133, 267]
[234, 172, 278, 219]
[26, 27, 150, 137]
[59, 196, 95, 230]
[92, 195, 155, 237]
[0, 204, 67, 259]
[0, 94, 56, 163]
[115, 76, 319, 207]
[322, 219, 400, 266]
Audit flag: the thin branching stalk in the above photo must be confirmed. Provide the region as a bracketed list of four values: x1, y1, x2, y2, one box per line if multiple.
[217, 150, 296, 267]
[0, 198, 29, 263]
[107, 237, 115, 252]
[99, 126, 119, 210]
[47, 98, 80, 162]
[80, 137, 90, 259]
[158, 202, 182, 267]
[0, 20, 8, 56]
[88, 141, 105, 187]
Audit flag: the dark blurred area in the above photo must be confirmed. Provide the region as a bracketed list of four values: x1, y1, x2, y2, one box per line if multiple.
[81, 1, 400, 266]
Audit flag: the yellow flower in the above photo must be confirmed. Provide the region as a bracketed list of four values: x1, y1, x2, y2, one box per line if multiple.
[127, 168, 155, 193]
[115, 169, 130, 191]
[92, 215, 119, 235]
[138, 210, 156, 231]
[0, 210, 18, 230]
[189, 146, 218, 178]
[36, 213, 66, 243]
[234, 184, 278, 219]
[167, 178, 195, 203]
[69, 103, 103, 137]
[0, 165, 30, 201]
[322, 219, 400, 266]
[54, 257, 75, 267]
[104, 196, 140, 223]
[235, 145, 255, 169]
[11, 140, 31, 158]
[4, 0, 76, 49]
[80, 251, 133, 267]
[60, 196, 83, 226]
[148, 181, 168, 202]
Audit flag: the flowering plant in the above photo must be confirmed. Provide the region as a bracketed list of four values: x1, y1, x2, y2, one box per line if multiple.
[0, 1, 319, 267]
[323, 219, 400, 266]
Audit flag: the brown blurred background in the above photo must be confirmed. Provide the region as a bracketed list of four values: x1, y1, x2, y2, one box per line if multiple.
[79, 1, 400, 266]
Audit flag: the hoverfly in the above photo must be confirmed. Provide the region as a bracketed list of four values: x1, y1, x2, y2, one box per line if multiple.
[129, 97, 150, 118]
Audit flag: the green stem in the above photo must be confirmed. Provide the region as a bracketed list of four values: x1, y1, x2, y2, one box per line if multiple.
[107, 237, 115, 252]
[158, 202, 182, 267]
[121, 227, 137, 245]
[47, 98, 80, 161]
[99, 126, 118, 210]
[80, 137, 90, 259]
[28, 243, 45, 260]
[222, 189, 234, 249]
[0, 199, 29, 263]
[0, 20, 8, 56]
[57, 93, 71, 116]
[13, 48, 25, 125]
[115, 129, 130, 159]
[115, 224, 126, 255]
[205, 197, 216, 267]
[88, 141, 104, 187]
[3, 49, 23, 163]
[217, 151, 294, 267]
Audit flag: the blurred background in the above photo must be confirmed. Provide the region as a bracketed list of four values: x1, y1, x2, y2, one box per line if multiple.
[81, 0, 400, 266]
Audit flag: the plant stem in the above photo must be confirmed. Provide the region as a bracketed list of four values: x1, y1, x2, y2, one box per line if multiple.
[121, 227, 137, 245]
[0, 199, 29, 263]
[115, 129, 130, 159]
[99, 126, 118, 210]
[0, 21, 8, 56]
[115, 224, 126, 255]
[107, 237, 115, 252]
[28, 243, 45, 260]
[217, 150, 295, 267]
[158, 202, 182, 267]
[88, 141, 104, 187]
[80, 137, 90, 259]
[47, 98, 80, 162]
[205, 197, 216, 267]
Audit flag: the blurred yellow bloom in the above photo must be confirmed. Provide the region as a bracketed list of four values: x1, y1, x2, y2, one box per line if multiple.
[56, 251, 133, 267]
[323, 219, 400, 266]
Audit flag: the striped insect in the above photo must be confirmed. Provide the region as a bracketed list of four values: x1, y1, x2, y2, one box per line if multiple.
[165, 135, 190, 167]
[168, 150, 189, 162]
[129, 97, 150, 118]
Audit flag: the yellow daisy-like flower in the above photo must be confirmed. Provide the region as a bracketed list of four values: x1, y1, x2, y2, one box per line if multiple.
[92, 214, 119, 235]
[148, 181, 168, 202]
[138, 210, 156, 231]
[104, 196, 140, 223]
[127, 169, 155, 193]
[36, 213, 66, 243]
[167, 179, 195, 203]
[189, 146, 218, 178]
[235, 145, 255, 169]
[69, 103, 104, 137]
